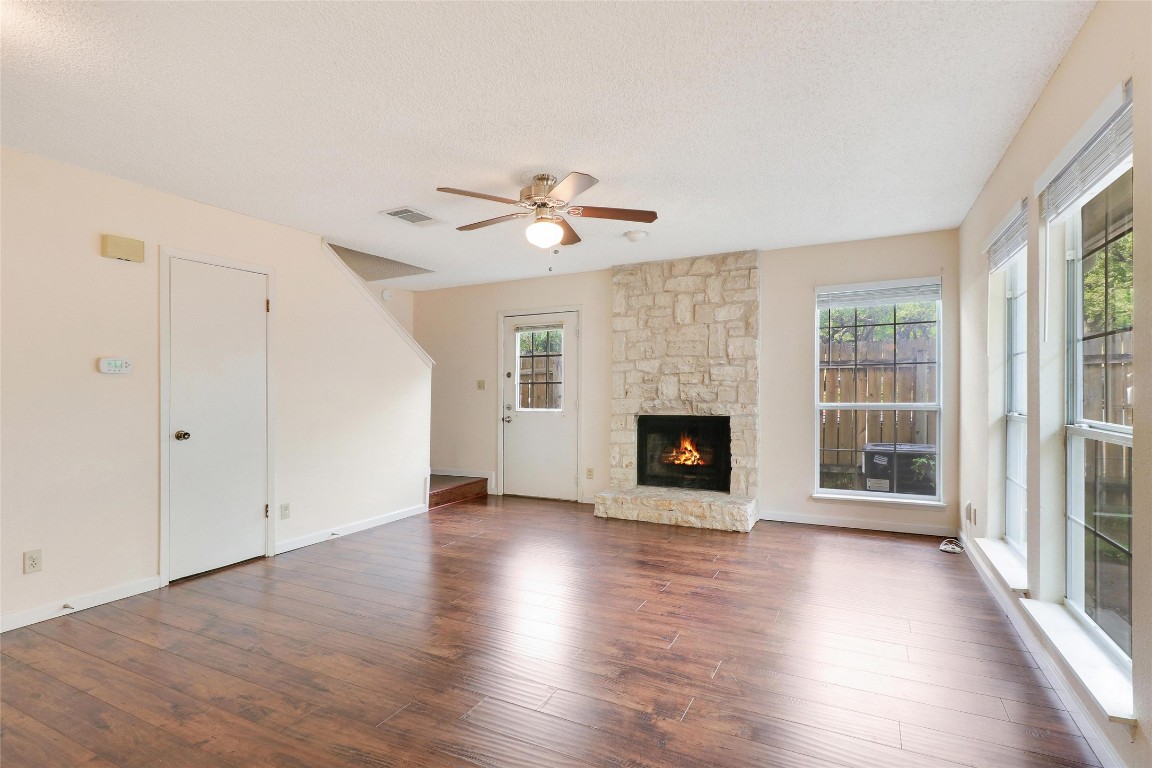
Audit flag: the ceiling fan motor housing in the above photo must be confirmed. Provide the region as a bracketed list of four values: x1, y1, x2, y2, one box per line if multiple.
[520, 174, 566, 209]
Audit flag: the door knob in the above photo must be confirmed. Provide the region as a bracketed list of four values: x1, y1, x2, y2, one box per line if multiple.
[501, 416, 512, 423]
[174, 430, 191, 441]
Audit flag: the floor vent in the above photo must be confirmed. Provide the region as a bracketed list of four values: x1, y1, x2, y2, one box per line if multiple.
[382, 207, 437, 225]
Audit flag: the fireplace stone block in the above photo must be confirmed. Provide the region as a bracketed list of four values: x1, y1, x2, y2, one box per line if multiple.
[594, 488, 756, 533]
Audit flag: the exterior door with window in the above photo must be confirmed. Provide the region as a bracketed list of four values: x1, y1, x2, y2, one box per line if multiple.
[501, 312, 579, 500]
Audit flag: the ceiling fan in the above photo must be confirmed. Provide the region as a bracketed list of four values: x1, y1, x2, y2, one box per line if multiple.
[437, 172, 657, 248]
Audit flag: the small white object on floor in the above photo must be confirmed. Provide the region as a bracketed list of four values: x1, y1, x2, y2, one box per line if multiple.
[939, 538, 964, 554]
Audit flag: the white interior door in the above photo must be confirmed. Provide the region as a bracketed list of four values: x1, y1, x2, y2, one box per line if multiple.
[169, 257, 268, 580]
[501, 312, 579, 500]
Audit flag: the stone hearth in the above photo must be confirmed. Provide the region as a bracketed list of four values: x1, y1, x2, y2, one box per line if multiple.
[594, 251, 759, 532]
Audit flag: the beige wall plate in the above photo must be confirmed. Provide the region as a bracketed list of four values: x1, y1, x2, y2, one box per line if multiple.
[101, 234, 145, 262]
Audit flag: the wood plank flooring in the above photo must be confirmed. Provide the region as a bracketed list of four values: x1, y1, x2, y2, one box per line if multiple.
[1, 496, 1101, 768]
[429, 475, 488, 510]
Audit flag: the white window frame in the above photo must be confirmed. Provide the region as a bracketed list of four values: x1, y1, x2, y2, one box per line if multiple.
[813, 277, 944, 504]
[1058, 155, 1134, 662]
[1002, 251, 1028, 556]
[513, 324, 565, 413]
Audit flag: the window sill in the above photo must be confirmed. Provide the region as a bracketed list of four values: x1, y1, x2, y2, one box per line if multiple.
[1019, 599, 1135, 725]
[972, 538, 1028, 595]
[811, 493, 946, 509]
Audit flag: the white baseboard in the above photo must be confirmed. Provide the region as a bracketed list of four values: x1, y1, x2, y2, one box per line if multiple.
[431, 468, 496, 493]
[0, 575, 162, 633]
[759, 509, 958, 538]
[961, 532, 1128, 768]
[274, 503, 428, 555]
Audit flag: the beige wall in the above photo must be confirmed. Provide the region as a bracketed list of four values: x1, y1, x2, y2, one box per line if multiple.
[365, 281, 415, 334]
[1, 148, 432, 623]
[413, 270, 613, 502]
[757, 231, 961, 535]
[957, 2, 1151, 765]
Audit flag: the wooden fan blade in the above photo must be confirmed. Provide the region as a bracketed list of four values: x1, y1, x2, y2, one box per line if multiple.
[558, 217, 581, 246]
[457, 213, 529, 231]
[437, 187, 521, 206]
[567, 206, 658, 223]
[549, 172, 598, 204]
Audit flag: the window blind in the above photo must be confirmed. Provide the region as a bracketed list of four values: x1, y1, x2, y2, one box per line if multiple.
[987, 200, 1028, 272]
[816, 278, 941, 310]
[515, 323, 562, 333]
[1042, 83, 1133, 221]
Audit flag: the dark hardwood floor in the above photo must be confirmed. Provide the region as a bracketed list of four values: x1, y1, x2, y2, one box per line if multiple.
[1, 496, 1101, 767]
[429, 475, 488, 510]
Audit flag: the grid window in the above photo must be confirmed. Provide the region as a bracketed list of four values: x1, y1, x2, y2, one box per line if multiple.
[516, 327, 563, 410]
[816, 282, 941, 499]
[1004, 253, 1028, 553]
[1063, 166, 1134, 657]
[1079, 170, 1134, 428]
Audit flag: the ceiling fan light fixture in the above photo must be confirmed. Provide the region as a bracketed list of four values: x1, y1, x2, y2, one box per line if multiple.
[525, 215, 564, 248]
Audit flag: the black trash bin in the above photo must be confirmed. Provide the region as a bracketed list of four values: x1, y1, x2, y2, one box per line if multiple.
[863, 443, 936, 495]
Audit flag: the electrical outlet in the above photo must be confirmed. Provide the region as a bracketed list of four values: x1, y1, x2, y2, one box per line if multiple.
[586, 468, 594, 479]
[476, 379, 486, 390]
[23, 549, 42, 574]
[279, 503, 291, 520]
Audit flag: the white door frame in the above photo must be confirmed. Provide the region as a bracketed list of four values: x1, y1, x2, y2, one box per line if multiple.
[159, 246, 276, 586]
[496, 305, 582, 500]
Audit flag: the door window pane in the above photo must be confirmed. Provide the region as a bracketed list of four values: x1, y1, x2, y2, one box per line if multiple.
[516, 327, 563, 410]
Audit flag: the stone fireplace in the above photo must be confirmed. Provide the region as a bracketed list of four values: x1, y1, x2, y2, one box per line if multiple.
[594, 251, 759, 532]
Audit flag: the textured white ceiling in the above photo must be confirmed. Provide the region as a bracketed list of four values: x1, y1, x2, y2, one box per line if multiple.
[1, 1, 1093, 290]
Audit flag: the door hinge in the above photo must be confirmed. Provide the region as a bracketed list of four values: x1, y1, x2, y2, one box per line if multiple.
[266, 299, 270, 313]
[265, 504, 269, 518]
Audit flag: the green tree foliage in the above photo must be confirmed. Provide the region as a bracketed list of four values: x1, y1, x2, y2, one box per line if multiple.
[1082, 232, 1133, 333]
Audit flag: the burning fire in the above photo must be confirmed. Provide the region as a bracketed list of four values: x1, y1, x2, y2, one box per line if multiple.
[665, 433, 707, 466]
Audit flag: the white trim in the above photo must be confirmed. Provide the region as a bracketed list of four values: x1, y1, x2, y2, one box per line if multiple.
[1020, 601, 1134, 726]
[432, 468, 497, 494]
[760, 508, 957, 538]
[274, 503, 428, 555]
[962, 533, 1130, 768]
[809, 492, 946, 508]
[971, 537, 1029, 594]
[320, 241, 434, 369]
[159, 246, 276, 586]
[1033, 82, 1128, 197]
[1066, 423, 1133, 447]
[0, 576, 162, 632]
[496, 306, 583, 500]
[816, 402, 940, 411]
[815, 275, 942, 297]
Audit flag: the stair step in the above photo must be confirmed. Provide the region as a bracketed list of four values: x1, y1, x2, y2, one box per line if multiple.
[429, 475, 487, 509]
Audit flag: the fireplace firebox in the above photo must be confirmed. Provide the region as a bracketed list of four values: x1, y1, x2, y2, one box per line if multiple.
[636, 415, 731, 493]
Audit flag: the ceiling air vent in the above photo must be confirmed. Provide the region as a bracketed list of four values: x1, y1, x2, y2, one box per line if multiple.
[381, 207, 437, 226]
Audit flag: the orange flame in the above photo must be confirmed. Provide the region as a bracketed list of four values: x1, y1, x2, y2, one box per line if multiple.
[665, 433, 707, 466]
